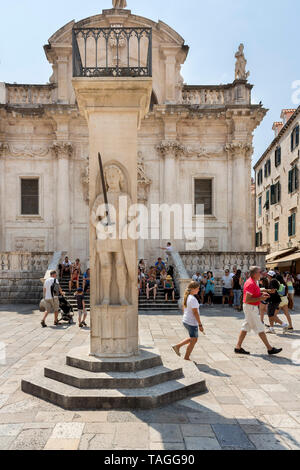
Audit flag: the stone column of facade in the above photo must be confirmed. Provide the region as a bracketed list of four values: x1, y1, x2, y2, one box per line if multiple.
[57, 55, 70, 104]
[51, 142, 73, 252]
[73, 77, 152, 358]
[226, 142, 253, 251]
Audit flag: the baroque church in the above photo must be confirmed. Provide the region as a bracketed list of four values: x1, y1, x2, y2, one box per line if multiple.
[0, 2, 267, 272]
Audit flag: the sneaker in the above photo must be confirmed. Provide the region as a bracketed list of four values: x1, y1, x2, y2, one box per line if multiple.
[172, 345, 181, 357]
[234, 348, 250, 355]
[82, 322, 88, 327]
[268, 347, 283, 355]
[267, 327, 276, 335]
[41, 321, 47, 328]
[282, 323, 289, 332]
[288, 327, 294, 332]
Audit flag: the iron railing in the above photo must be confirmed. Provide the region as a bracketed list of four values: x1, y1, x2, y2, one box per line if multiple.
[72, 27, 152, 78]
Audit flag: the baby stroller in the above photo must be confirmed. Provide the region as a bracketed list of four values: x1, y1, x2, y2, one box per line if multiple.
[58, 296, 75, 325]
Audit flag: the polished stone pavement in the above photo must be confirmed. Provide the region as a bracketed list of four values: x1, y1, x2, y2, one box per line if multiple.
[1, 300, 300, 450]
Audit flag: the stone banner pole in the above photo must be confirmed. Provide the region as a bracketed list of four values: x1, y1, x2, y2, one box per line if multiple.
[72, 78, 152, 358]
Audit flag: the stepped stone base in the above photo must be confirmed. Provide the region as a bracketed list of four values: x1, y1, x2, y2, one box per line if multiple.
[21, 347, 207, 410]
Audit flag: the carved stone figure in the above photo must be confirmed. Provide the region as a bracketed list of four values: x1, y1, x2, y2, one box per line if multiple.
[112, 0, 127, 8]
[91, 164, 134, 306]
[235, 44, 250, 81]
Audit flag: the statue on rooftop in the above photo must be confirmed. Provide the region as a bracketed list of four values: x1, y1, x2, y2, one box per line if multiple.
[112, 0, 127, 8]
[235, 44, 250, 81]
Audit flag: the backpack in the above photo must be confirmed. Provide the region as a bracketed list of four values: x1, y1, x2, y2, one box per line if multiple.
[51, 279, 60, 297]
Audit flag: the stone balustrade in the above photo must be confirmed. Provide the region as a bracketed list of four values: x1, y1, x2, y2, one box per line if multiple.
[6, 84, 55, 105]
[180, 251, 267, 295]
[0, 252, 53, 273]
[181, 81, 251, 106]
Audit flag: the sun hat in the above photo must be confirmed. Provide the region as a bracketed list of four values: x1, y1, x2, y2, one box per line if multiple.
[166, 275, 172, 280]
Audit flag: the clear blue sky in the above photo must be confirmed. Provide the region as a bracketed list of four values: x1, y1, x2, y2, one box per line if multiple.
[0, 0, 299, 166]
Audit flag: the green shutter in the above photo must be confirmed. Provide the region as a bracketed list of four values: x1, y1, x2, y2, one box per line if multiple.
[270, 185, 275, 205]
[275, 222, 279, 242]
[292, 213, 296, 236]
[288, 170, 293, 193]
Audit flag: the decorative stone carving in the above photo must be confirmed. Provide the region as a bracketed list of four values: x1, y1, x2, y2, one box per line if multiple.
[81, 162, 89, 204]
[182, 88, 225, 105]
[137, 152, 152, 203]
[225, 142, 253, 158]
[156, 140, 185, 159]
[7, 85, 54, 105]
[235, 44, 250, 81]
[91, 164, 134, 306]
[112, 0, 127, 8]
[7, 143, 50, 158]
[51, 142, 73, 159]
[15, 238, 46, 252]
[0, 142, 8, 156]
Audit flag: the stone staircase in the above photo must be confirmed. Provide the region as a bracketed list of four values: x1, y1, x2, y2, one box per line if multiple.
[138, 281, 180, 312]
[21, 346, 207, 410]
[59, 274, 90, 312]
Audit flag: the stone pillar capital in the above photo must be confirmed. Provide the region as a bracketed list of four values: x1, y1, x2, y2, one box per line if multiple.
[0, 142, 8, 157]
[156, 140, 185, 159]
[225, 142, 253, 159]
[51, 141, 73, 159]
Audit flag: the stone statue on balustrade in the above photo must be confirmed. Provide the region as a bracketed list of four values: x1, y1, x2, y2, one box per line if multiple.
[91, 164, 135, 306]
[112, 0, 127, 8]
[235, 44, 250, 81]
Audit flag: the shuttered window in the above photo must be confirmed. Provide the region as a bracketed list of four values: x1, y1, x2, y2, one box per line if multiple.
[271, 181, 281, 205]
[288, 213, 296, 237]
[257, 169, 263, 186]
[275, 147, 281, 167]
[21, 178, 39, 215]
[291, 125, 299, 152]
[256, 231, 263, 247]
[195, 179, 213, 215]
[275, 222, 279, 242]
[288, 166, 299, 194]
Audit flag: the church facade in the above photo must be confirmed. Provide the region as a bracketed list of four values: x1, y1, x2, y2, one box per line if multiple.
[0, 6, 267, 269]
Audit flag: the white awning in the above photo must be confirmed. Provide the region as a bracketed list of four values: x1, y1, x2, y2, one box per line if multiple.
[275, 251, 300, 265]
[265, 248, 297, 262]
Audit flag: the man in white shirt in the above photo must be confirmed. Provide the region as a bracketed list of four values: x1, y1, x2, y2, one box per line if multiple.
[60, 257, 72, 279]
[222, 269, 233, 306]
[41, 271, 64, 328]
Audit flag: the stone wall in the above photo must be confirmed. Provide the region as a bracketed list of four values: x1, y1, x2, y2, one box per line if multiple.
[180, 251, 267, 296]
[0, 252, 53, 305]
[0, 272, 43, 305]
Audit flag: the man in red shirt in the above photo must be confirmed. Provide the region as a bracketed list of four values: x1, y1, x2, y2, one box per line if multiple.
[235, 266, 282, 356]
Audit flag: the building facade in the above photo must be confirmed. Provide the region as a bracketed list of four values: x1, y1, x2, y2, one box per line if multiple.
[0, 6, 266, 270]
[254, 107, 300, 272]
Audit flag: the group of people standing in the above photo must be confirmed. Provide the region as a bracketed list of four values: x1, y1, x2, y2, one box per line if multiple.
[173, 265, 297, 361]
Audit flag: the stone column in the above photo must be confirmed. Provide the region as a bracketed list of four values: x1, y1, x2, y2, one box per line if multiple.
[51, 142, 73, 252]
[57, 56, 70, 103]
[73, 77, 152, 358]
[0, 141, 8, 251]
[157, 141, 184, 204]
[226, 142, 252, 251]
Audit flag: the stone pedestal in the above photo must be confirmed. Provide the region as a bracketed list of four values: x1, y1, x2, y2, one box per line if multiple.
[72, 77, 152, 358]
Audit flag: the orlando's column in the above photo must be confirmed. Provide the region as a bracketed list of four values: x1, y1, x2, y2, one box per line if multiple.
[73, 78, 152, 357]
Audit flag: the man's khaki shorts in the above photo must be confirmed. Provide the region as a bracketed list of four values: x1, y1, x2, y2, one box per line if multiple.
[44, 297, 59, 313]
[242, 304, 265, 335]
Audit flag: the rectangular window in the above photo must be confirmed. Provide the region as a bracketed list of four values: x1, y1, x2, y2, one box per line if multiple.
[288, 213, 296, 237]
[256, 231, 263, 247]
[258, 196, 262, 217]
[271, 181, 281, 205]
[194, 179, 213, 216]
[21, 178, 39, 215]
[275, 222, 279, 242]
[288, 166, 299, 194]
[257, 169, 263, 186]
[275, 147, 281, 167]
[264, 159, 271, 178]
[291, 125, 299, 152]
[264, 190, 270, 211]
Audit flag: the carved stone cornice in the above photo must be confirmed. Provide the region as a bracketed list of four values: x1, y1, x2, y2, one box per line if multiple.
[51, 141, 73, 159]
[156, 140, 186, 159]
